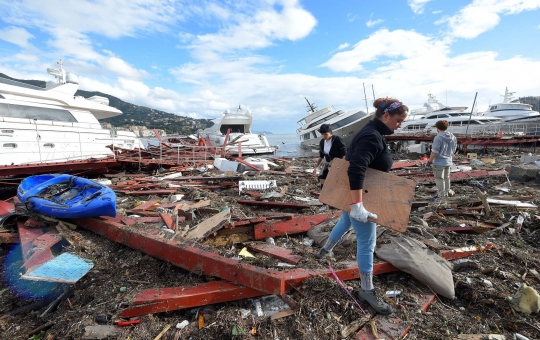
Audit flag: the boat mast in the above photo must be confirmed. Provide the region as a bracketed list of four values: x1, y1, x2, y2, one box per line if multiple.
[465, 92, 478, 136]
[363, 83, 369, 114]
[304, 97, 316, 113]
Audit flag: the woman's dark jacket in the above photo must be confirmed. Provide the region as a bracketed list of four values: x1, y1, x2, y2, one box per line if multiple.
[318, 135, 346, 162]
[346, 119, 394, 190]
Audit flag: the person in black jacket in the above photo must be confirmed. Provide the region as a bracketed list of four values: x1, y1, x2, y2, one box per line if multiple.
[316, 97, 409, 315]
[311, 124, 347, 185]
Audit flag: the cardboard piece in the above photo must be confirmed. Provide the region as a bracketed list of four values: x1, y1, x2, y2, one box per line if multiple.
[318, 158, 415, 232]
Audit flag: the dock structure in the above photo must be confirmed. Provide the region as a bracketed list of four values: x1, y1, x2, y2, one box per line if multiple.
[385, 133, 539, 154]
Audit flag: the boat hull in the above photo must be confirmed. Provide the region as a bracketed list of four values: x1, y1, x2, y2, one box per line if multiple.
[299, 116, 372, 149]
[18, 174, 116, 218]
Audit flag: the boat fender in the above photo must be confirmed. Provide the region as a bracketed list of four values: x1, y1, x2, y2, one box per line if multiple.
[198, 138, 206, 146]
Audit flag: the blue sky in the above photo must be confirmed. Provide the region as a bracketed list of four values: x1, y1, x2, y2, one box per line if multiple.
[1, 0, 540, 133]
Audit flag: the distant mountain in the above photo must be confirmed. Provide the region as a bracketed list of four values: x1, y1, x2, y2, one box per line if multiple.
[0, 73, 210, 135]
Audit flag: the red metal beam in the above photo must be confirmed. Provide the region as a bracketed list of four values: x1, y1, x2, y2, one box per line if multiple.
[236, 158, 263, 171]
[0, 201, 15, 215]
[118, 244, 492, 317]
[125, 189, 177, 195]
[238, 200, 311, 210]
[73, 217, 285, 295]
[120, 281, 263, 318]
[0, 159, 120, 177]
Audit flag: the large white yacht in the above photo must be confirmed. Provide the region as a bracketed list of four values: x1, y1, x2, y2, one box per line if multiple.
[407, 93, 468, 121]
[0, 60, 144, 166]
[198, 105, 276, 155]
[398, 109, 502, 135]
[482, 88, 540, 123]
[296, 98, 371, 149]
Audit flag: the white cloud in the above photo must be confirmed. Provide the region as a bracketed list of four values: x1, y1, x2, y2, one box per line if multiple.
[0, 0, 178, 39]
[366, 19, 384, 28]
[432, 10, 442, 14]
[337, 43, 349, 50]
[347, 13, 358, 22]
[189, 1, 317, 53]
[408, 0, 432, 14]
[0, 26, 34, 47]
[320, 29, 449, 72]
[441, 0, 540, 39]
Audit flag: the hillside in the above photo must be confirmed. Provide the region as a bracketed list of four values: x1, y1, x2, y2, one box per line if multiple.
[0, 73, 209, 135]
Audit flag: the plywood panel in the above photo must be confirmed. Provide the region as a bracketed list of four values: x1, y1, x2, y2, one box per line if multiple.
[318, 158, 415, 232]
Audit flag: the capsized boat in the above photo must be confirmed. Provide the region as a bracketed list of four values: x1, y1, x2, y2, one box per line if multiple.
[18, 174, 116, 218]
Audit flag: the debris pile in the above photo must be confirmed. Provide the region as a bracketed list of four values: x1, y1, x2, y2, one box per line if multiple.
[1, 150, 539, 339]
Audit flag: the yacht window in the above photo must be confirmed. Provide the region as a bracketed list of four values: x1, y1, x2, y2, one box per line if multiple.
[0, 94, 4, 99]
[312, 131, 317, 139]
[330, 111, 366, 130]
[220, 124, 245, 134]
[305, 111, 342, 129]
[3, 143, 17, 148]
[0, 103, 8, 115]
[303, 133, 310, 140]
[468, 120, 480, 125]
[405, 124, 427, 130]
[448, 113, 461, 117]
[205, 121, 215, 129]
[5, 104, 77, 122]
[43, 143, 55, 148]
[1, 129, 14, 133]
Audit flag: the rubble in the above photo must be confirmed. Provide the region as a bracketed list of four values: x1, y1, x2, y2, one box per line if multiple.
[1, 150, 540, 339]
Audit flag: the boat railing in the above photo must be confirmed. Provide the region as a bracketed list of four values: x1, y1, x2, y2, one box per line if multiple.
[395, 123, 540, 138]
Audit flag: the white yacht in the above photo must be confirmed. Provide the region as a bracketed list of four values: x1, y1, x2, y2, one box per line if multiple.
[296, 98, 371, 149]
[398, 110, 502, 135]
[0, 60, 144, 166]
[482, 88, 540, 123]
[407, 93, 468, 121]
[198, 105, 276, 155]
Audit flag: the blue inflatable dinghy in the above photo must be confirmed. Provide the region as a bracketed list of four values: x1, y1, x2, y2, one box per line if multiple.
[18, 174, 116, 218]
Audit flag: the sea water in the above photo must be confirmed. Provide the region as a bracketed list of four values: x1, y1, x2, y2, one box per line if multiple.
[265, 133, 316, 158]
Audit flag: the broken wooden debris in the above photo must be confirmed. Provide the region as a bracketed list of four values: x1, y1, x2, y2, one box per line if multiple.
[0, 232, 19, 243]
[356, 294, 436, 340]
[185, 208, 231, 240]
[82, 325, 120, 339]
[253, 213, 341, 239]
[248, 243, 303, 264]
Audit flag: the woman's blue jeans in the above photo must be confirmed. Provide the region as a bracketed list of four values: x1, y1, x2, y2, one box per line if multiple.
[327, 211, 376, 273]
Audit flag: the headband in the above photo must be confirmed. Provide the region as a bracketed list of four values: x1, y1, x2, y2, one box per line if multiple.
[383, 101, 402, 113]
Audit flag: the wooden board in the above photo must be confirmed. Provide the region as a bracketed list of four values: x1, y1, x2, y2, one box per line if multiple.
[318, 158, 415, 232]
[185, 208, 231, 240]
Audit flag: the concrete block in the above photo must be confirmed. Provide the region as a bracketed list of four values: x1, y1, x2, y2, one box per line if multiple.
[213, 158, 240, 172]
[508, 164, 540, 182]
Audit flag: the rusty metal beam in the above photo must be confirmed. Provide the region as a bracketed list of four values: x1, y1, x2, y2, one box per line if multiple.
[0, 159, 120, 177]
[118, 244, 492, 317]
[73, 217, 285, 295]
[238, 200, 311, 210]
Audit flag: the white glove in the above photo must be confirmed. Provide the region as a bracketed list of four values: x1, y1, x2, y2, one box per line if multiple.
[349, 202, 377, 222]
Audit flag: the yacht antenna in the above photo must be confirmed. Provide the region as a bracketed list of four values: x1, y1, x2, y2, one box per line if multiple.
[465, 92, 478, 136]
[363, 83, 369, 114]
[372, 84, 376, 102]
[304, 97, 317, 113]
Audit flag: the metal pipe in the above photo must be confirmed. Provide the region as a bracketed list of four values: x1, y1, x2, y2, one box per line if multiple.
[363, 83, 369, 114]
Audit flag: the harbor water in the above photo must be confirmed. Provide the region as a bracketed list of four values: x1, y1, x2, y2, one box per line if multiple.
[265, 133, 315, 158]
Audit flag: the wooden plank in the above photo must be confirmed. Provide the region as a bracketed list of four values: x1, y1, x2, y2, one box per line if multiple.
[253, 213, 341, 239]
[130, 199, 161, 212]
[185, 208, 231, 241]
[248, 243, 303, 264]
[180, 200, 211, 211]
[318, 158, 415, 232]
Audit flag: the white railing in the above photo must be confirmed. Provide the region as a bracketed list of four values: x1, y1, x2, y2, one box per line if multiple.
[396, 123, 540, 138]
